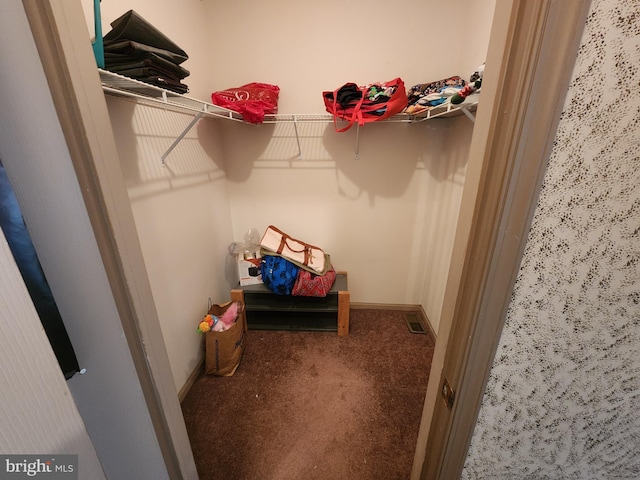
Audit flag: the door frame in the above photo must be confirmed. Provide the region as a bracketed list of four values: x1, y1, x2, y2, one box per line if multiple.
[21, 0, 591, 479]
[21, 1, 197, 478]
[413, 1, 591, 478]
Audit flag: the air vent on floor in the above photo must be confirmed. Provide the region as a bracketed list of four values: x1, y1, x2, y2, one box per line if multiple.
[405, 312, 427, 334]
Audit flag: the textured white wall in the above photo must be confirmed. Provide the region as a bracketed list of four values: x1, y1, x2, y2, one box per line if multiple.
[463, 0, 640, 477]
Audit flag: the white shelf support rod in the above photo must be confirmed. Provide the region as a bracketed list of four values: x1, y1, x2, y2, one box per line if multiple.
[293, 115, 302, 159]
[460, 106, 475, 123]
[161, 111, 204, 165]
[354, 123, 360, 160]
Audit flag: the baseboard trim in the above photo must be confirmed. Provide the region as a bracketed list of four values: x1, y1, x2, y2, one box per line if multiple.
[416, 305, 437, 340]
[350, 302, 420, 311]
[178, 359, 203, 403]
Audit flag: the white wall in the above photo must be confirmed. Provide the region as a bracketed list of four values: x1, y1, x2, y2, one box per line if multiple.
[205, 0, 494, 114]
[84, 0, 494, 392]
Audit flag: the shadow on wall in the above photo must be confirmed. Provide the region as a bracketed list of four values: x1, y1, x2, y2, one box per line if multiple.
[323, 120, 455, 205]
[209, 120, 277, 183]
[423, 114, 475, 186]
[106, 97, 229, 200]
[216, 113, 471, 203]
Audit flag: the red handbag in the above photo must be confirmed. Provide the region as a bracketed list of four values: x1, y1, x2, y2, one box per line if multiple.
[211, 82, 280, 124]
[323, 78, 408, 132]
[292, 266, 336, 297]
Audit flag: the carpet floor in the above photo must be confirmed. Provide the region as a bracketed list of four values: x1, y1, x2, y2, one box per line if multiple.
[181, 309, 436, 480]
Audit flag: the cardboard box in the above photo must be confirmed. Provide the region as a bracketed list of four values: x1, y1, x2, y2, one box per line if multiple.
[238, 256, 262, 286]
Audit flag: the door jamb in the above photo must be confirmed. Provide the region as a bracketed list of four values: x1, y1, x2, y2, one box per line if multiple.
[21, 1, 198, 478]
[413, 1, 591, 479]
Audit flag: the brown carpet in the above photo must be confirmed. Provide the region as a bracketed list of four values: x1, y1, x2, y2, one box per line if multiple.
[181, 309, 435, 480]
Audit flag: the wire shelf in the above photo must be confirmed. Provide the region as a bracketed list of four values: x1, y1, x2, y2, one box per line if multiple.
[98, 69, 479, 162]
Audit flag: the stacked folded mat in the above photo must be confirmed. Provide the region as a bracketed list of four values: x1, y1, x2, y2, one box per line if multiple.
[102, 10, 190, 94]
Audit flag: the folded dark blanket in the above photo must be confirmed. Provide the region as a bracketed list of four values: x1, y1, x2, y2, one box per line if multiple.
[101, 11, 191, 94]
[103, 39, 188, 66]
[103, 10, 188, 61]
[137, 76, 189, 94]
[108, 66, 182, 84]
[104, 52, 190, 79]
